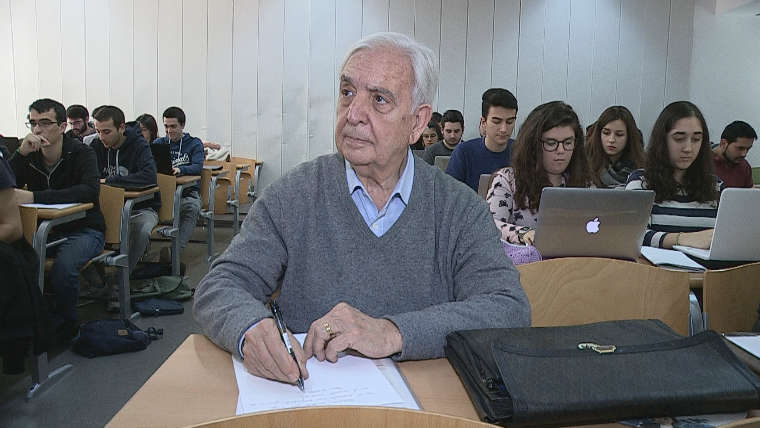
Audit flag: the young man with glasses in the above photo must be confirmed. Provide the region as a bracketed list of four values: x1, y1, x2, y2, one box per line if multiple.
[10, 98, 105, 344]
[64, 104, 97, 142]
[445, 88, 518, 191]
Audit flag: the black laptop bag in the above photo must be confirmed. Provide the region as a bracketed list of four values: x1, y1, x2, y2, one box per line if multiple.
[445, 319, 760, 427]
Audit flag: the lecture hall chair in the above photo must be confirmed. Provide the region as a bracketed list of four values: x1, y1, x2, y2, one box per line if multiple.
[193, 406, 498, 428]
[517, 257, 690, 336]
[702, 262, 760, 333]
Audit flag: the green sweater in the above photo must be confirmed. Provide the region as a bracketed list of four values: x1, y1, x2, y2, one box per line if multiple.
[194, 153, 530, 360]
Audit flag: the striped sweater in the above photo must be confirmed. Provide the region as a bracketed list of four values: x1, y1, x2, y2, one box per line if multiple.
[625, 169, 723, 247]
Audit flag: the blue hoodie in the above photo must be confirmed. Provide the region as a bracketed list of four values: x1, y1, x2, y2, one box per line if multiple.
[154, 132, 204, 195]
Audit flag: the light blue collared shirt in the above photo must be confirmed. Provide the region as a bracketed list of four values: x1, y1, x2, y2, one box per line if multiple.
[346, 149, 415, 237]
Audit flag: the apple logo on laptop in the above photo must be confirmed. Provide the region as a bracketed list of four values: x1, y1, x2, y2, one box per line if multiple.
[586, 217, 600, 234]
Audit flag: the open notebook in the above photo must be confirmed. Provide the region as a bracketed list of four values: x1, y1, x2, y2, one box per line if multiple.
[232, 333, 419, 414]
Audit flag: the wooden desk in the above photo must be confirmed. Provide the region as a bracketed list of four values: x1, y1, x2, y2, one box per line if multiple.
[636, 256, 705, 288]
[107, 335, 625, 428]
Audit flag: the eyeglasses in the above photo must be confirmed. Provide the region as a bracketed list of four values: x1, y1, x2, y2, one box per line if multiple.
[26, 119, 60, 129]
[542, 138, 575, 152]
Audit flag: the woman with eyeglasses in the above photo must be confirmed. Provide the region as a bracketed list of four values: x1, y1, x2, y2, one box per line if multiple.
[625, 101, 722, 249]
[486, 101, 591, 245]
[411, 120, 442, 150]
[586, 106, 646, 188]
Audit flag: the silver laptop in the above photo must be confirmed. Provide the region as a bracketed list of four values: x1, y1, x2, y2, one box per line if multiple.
[674, 188, 760, 261]
[534, 188, 655, 260]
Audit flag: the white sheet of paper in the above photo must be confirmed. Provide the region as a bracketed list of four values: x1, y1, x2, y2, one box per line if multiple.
[726, 335, 760, 359]
[640, 246, 706, 272]
[233, 333, 414, 415]
[20, 203, 79, 210]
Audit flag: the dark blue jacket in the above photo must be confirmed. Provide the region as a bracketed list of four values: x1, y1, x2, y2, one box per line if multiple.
[91, 122, 160, 211]
[154, 133, 204, 195]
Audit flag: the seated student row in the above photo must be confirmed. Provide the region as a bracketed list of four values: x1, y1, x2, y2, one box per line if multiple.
[9, 99, 204, 343]
[486, 99, 757, 251]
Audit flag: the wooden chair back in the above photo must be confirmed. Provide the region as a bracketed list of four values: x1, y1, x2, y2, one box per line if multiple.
[191, 406, 496, 428]
[702, 262, 760, 332]
[229, 156, 257, 204]
[19, 205, 38, 245]
[517, 257, 690, 335]
[99, 184, 126, 245]
[205, 160, 234, 214]
[434, 156, 450, 172]
[157, 173, 176, 223]
[477, 174, 492, 199]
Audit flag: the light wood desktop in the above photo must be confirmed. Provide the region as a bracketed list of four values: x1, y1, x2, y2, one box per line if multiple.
[108, 334, 628, 428]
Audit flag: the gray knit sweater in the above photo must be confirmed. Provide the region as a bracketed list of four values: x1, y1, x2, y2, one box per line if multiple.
[194, 153, 530, 360]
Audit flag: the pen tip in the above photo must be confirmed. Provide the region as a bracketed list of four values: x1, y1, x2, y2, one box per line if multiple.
[297, 378, 305, 391]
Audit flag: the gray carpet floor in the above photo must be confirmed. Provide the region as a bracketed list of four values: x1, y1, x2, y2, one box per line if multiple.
[0, 221, 238, 428]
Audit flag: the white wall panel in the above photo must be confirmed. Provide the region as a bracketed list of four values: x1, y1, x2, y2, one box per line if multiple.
[665, 0, 694, 102]
[133, 0, 158, 120]
[84, 0, 109, 110]
[438, 0, 466, 119]
[109, 0, 134, 119]
[463, 0, 494, 139]
[491, 0, 519, 97]
[0, 0, 17, 135]
[282, 0, 309, 171]
[1, 0, 712, 188]
[516, 0, 544, 122]
[566, 0, 595, 126]
[181, 0, 207, 139]
[412, 0, 441, 110]
[157, 0, 182, 117]
[308, 0, 336, 158]
[36, 0, 63, 101]
[639, 0, 670, 140]
[616, 0, 646, 121]
[257, 0, 284, 190]
[10, 0, 38, 136]
[590, 0, 621, 120]
[389, 0, 414, 37]
[231, 0, 259, 158]
[60, 0, 87, 106]
[207, 0, 233, 147]
[542, 0, 570, 103]
[362, 0, 389, 36]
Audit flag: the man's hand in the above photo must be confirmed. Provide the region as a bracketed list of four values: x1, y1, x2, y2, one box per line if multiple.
[203, 141, 221, 150]
[14, 189, 34, 204]
[18, 133, 49, 156]
[242, 318, 309, 384]
[303, 302, 403, 363]
[676, 229, 714, 249]
[172, 167, 181, 176]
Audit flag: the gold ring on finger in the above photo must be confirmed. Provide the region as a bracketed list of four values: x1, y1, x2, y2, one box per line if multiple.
[323, 322, 336, 338]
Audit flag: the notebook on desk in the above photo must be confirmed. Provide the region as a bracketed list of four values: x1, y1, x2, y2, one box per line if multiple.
[674, 188, 760, 262]
[107, 182, 155, 192]
[150, 143, 173, 176]
[533, 188, 654, 260]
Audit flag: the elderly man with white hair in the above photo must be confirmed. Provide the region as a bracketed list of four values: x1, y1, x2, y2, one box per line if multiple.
[194, 32, 530, 386]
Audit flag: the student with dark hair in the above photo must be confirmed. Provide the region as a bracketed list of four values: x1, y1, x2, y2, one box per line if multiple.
[712, 120, 756, 188]
[446, 88, 518, 191]
[153, 106, 204, 260]
[431, 111, 443, 126]
[136, 113, 159, 144]
[486, 101, 591, 245]
[586, 106, 646, 188]
[626, 101, 723, 249]
[10, 98, 105, 343]
[91, 105, 159, 278]
[64, 104, 97, 141]
[423, 109, 464, 165]
[415, 120, 442, 149]
[0, 150, 21, 243]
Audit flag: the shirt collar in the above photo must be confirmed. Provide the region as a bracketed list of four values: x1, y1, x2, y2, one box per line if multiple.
[345, 148, 415, 205]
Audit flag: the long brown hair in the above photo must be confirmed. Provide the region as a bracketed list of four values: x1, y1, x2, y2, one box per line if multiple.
[586, 106, 645, 187]
[645, 101, 716, 203]
[513, 101, 591, 210]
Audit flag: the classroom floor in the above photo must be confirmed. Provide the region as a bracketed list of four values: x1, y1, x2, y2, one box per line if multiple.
[0, 215, 241, 428]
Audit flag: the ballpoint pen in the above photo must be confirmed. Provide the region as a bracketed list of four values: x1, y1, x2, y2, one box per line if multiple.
[270, 299, 305, 391]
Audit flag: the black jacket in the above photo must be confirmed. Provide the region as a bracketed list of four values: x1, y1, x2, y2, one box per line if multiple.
[91, 122, 160, 211]
[9, 135, 105, 234]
